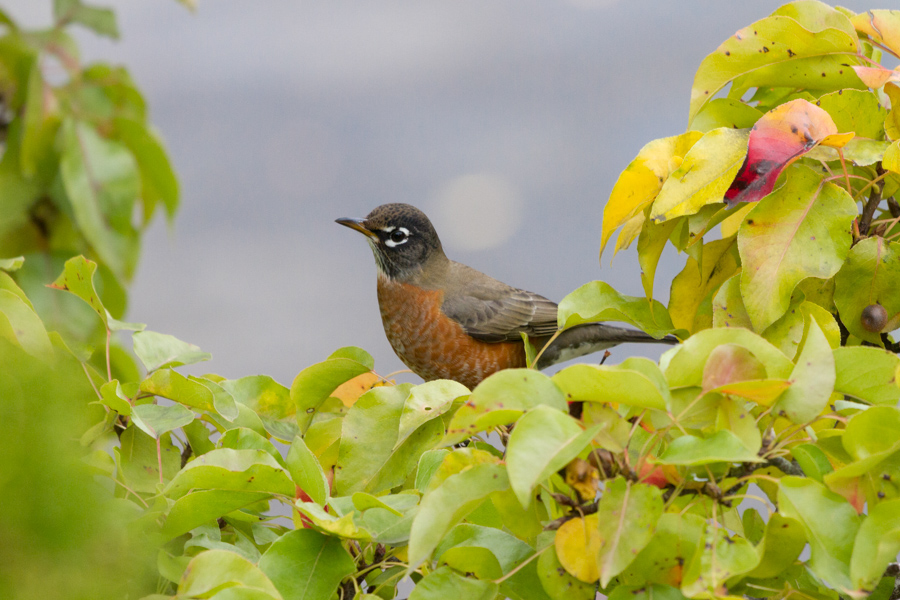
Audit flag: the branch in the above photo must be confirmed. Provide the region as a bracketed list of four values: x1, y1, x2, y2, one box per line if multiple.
[881, 333, 900, 354]
[887, 563, 900, 600]
[888, 197, 900, 219]
[544, 501, 598, 531]
[859, 167, 885, 237]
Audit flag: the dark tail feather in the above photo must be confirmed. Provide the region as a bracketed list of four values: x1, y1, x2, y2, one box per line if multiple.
[536, 323, 678, 370]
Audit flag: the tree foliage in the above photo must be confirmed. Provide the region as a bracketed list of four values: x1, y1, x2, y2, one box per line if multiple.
[3, 2, 900, 600]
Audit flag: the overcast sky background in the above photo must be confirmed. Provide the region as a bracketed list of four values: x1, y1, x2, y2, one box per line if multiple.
[7, 0, 876, 386]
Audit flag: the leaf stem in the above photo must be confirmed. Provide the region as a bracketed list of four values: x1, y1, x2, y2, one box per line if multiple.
[81, 362, 103, 401]
[530, 329, 562, 370]
[837, 149, 852, 195]
[156, 436, 164, 485]
[492, 546, 550, 584]
[106, 327, 112, 381]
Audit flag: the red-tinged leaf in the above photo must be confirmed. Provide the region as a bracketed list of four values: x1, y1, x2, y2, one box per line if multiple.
[852, 65, 900, 89]
[725, 99, 841, 205]
[701, 344, 767, 394]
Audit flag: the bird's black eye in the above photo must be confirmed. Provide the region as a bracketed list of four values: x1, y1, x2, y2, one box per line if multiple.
[390, 229, 407, 243]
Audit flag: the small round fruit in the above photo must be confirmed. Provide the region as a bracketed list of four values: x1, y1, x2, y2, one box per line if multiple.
[861, 304, 888, 333]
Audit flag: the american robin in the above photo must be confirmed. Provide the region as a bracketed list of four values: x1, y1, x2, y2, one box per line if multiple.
[337, 203, 676, 389]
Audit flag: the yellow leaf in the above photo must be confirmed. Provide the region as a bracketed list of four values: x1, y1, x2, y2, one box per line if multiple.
[555, 513, 602, 583]
[612, 212, 645, 258]
[819, 132, 855, 148]
[708, 379, 792, 405]
[720, 203, 755, 239]
[884, 140, 900, 174]
[600, 131, 703, 258]
[331, 372, 387, 407]
[649, 128, 749, 223]
[564, 458, 600, 502]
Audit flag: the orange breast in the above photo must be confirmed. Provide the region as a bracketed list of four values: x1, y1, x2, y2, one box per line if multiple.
[377, 278, 527, 390]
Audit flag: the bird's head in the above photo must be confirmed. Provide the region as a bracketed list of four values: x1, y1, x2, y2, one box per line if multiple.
[336, 203, 445, 281]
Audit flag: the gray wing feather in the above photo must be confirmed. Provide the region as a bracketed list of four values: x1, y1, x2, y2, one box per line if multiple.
[439, 262, 559, 342]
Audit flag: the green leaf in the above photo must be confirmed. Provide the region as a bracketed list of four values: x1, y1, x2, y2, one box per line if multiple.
[834, 237, 900, 344]
[335, 384, 441, 495]
[164, 449, 295, 500]
[0, 256, 23, 271]
[745, 513, 806, 579]
[506, 405, 600, 507]
[806, 137, 891, 166]
[397, 379, 468, 448]
[111, 117, 178, 221]
[130, 403, 194, 439]
[552, 363, 667, 411]
[141, 369, 216, 412]
[358, 495, 418, 545]
[833, 347, 900, 405]
[162, 490, 272, 541]
[286, 436, 329, 505]
[49, 255, 109, 327]
[99, 380, 132, 415]
[608, 585, 687, 600]
[537, 543, 596, 600]
[219, 428, 284, 466]
[778, 476, 860, 591]
[596, 479, 664, 587]
[791, 443, 834, 483]
[54, 0, 119, 38]
[407, 566, 498, 600]
[291, 348, 374, 432]
[773, 319, 835, 424]
[118, 425, 180, 493]
[60, 120, 140, 280]
[850, 499, 900, 591]
[619, 512, 704, 587]
[816, 89, 887, 139]
[416, 449, 450, 491]
[434, 524, 533, 576]
[258, 529, 355, 600]
[661, 327, 793, 388]
[711, 273, 752, 330]
[658, 430, 762, 466]
[133, 331, 210, 372]
[649, 128, 749, 222]
[443, 369, 566, 446]
[738, 165, 857, 331]
[177, 549, 282, 599]
[688, 11, 859, 123]
[220, 376, 297, 441]
[0, 289, 52, 359]
[407, 462, 509, 571]
[842, 406, 900, 464]
[681, 523, 759, 597]
[691, 98, 763, 132]
[196, 377, 240, 422]
[557, 281, 677, 338]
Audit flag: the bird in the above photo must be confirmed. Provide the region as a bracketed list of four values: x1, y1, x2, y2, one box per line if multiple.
[337, 203, 677, 390]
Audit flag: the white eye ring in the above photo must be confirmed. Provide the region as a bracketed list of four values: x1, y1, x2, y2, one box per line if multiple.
[384, 227, 410, 248]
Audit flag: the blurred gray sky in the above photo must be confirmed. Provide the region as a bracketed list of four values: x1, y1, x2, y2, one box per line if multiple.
[6, 0, 877, 385]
